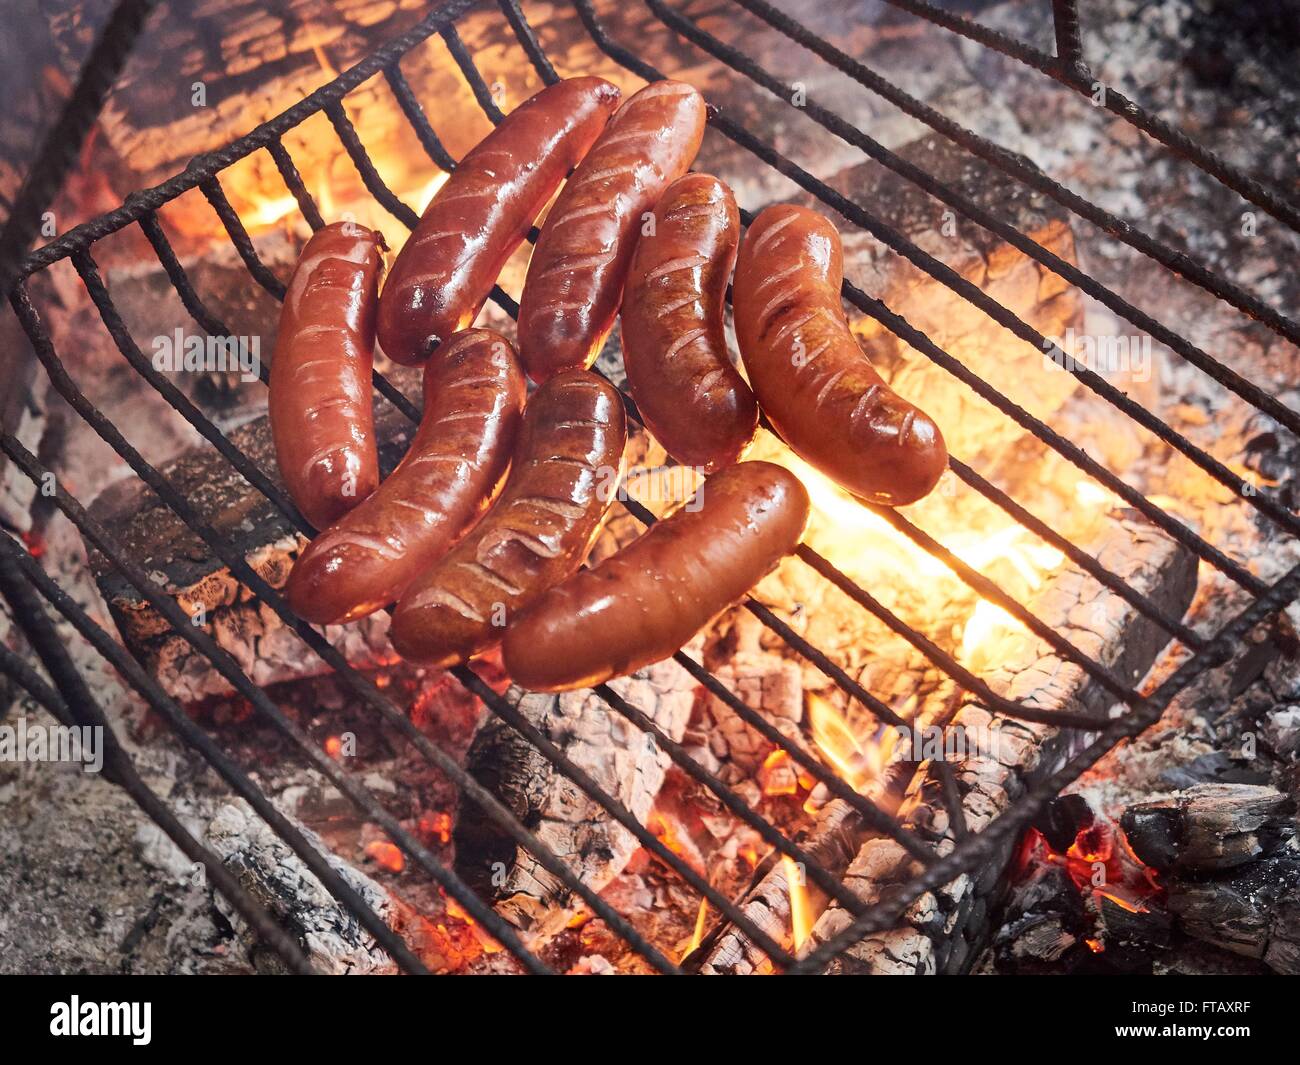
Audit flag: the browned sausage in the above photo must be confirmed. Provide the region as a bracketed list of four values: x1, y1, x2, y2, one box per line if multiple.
[270, 221, 386, 530]
[620, 173, 755, 472]
[389, 370, 627, 666]
[285, 330, 526, 625]
[377, 76, 621, 366]
[501, 461, 809, 691]
[733, 205, 947, 506]
[516, 80, 707, 383]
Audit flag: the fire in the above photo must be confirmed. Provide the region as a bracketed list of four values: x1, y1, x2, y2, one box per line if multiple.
[807, 693, 892, 792]
[782, 855, 813, 951]
[685, 898, 708, 959]
[758, 749, 798, 796]
[750, 433, 1105, 676]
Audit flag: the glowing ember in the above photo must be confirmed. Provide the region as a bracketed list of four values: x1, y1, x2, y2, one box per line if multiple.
[758, 749, 798, 796]
[364, 840, 404, 873]
[323, 735, 343, 759]
[419, 811, 453, 845]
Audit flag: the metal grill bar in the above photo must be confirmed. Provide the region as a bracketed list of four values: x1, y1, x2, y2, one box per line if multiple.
[0, 577, 318, 975]
[566, 0, 1269, 603]
[877, 0, 1300, 234]
[644, 0, 1300, 544]
[791, 548, 1300, 973]
[2, 0, 1293, 976]
[0, 525, 433, 973]
[729, 0, 1300, 353]
[486, 3, 1161, 727]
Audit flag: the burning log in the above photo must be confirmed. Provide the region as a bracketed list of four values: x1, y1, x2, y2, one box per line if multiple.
[691, 682, 958, 975]
[85, 369, 422, 702]
[453, 658, 699, 946]
[806, 513, 1198, 974]
[1118, 783, 1299, 973]
[1121, 782, 1296, 872]
[206, 799, 400, 975]
[1164, 857, 1300, 974]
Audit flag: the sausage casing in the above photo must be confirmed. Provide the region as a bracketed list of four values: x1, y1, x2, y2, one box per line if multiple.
[377, 76, 621, 366]
[621, 173, 755, 472]
[285, 329, 526, 625]
[517, 80, 707, 382]
[389, 370, 627, 666]
[270, 221, 385, 530]
[733, 205, 947, 506]
[502, 461, 809, 691]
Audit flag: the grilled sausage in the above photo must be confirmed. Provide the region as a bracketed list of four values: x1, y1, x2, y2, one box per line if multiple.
[377, 76, 621, 366]
[389, 370, 627, 666]
[270, 221, 385, 530]
[516, 80, 707, 382]
[621, 174, 755, 472]
[285, 330, 526, 625]
[733, 205, 947, 506]
[502, 461, 809, 691]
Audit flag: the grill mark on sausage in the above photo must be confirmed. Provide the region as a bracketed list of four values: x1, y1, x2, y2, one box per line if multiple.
[455, 560, 524, 597]
[539, 250, 615, 278]
[416, 586, 486, 623]
[655, 293, 701, 316]
[750, 213, 798, 256]
[644, 254, 707, 282]
[550, 201, 613, 228]
[813, 367, 846, 405]
[478, 526, 564, 561]
[515, 495, 590, 519]
[664, 327, 708, 361]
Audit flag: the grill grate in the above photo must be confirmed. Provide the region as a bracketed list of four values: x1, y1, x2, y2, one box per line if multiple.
[1, 0, 1297, 974]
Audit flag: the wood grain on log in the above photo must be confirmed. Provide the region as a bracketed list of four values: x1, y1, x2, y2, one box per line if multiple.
[453, 658, 699, 946]
[1122, 782, 1295, 872]
[85, 368, 422, 702]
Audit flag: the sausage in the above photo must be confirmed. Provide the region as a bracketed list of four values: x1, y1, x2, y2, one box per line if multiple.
[516, 80, 707, 383]
[285, 330, 526, 625]
[620, 173, 755, 472]
[377, 76, 621, 366]
[733, 205, 947, 506]
[270, 221, 386, 530]
[389, 369, 627, 666]
[501, 461, 809, 691]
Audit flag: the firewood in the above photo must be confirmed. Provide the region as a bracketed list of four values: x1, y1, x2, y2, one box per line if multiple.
[1121, 782, 1296, 872]
[453, 657, 699, 946]
[807, 514, 1198, 975]
[1165, 856, 1300, 974]
[85, 368, 422, 702]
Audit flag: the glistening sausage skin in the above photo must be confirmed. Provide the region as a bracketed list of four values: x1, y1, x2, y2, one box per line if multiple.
[389, 370, 627, 667]
[501, 461, 810, 691]
[286, 329, 526, 625]
[621, 173, 756, 472]
[377, 76, 621, 365]
[733, 205, 947, 506]
[270, 221, 385, 530]
[516, 80, 707, 382]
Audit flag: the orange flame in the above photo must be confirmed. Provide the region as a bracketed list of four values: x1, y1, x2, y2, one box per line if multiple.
[782, 855, 813, 951]
[807, 694, 891, 792]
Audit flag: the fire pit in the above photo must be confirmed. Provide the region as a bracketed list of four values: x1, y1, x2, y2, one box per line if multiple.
[1, 0, 1298, 978]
